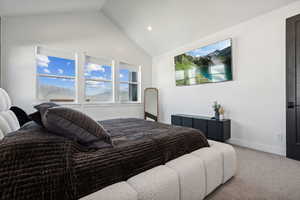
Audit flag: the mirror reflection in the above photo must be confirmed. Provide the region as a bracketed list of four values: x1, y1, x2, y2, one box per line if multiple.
[144, 88, 159, 121]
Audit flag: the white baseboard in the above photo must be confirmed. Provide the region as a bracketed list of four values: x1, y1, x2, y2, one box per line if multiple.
[227, 138, 286, 156]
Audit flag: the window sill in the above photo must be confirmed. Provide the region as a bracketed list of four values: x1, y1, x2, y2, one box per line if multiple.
[82, 102, 142, 107]
[33, 101, 143, 108]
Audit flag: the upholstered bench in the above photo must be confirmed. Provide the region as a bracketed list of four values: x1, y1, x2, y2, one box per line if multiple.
[128, 166, 180, 200]
[191, 147, 223, 195]
[81, 182, 138, 200]
[81, 140, 236, 200]
[166, 154, 206, 200]
[208, 140, 237, 183]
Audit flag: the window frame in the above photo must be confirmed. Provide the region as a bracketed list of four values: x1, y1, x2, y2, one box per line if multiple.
[35, 47, 78, 103]
[35, 47, 142, 105]
[84, 56, 115, 104]
[117, 62, 141, 103]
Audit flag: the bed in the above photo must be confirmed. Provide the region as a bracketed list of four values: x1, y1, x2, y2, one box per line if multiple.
[80, 119, 237, 200]
[0, 89, 236, 200]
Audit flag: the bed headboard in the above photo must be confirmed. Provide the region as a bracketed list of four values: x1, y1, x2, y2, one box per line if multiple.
[0, 88, 20, 139]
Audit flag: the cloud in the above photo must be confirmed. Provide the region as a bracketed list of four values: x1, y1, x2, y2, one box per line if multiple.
[85, 63, 105, 74]
[120, 74, 124, 78]
[37, 55, 50, 67]
[58, 69, 64, 74]
[43, 68, 50, 73]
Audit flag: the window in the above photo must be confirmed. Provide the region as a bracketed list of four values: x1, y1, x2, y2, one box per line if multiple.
[119, 62, 140, 102]
[84, 56, 113, 102]
[36, 47, 76, 102]
[35, 47, 141, 104]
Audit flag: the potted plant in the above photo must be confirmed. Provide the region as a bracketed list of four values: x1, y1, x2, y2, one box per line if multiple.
[212, 101, 221, 120]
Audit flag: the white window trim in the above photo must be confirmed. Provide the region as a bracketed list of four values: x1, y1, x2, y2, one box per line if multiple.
[35, 46, 142, 105]
[84, 55, 115, 104]
[76, 53, 85, 104]
[35, 46, 78, 103]
[118, 64, 141, 103]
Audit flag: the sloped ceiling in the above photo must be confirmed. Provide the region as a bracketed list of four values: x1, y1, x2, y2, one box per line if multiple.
[0, 0, 107, 16]
[103, 0, 298, 56]
[1, 0, 298, 56]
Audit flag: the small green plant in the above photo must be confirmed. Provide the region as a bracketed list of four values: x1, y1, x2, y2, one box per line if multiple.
[213, 101, 221, 120]
[213, 101, 221, 112]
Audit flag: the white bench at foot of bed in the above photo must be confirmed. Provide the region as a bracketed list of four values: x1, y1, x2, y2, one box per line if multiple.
[166, 154, 206, 200]
[81, 140, 236, 200]
[81, 182, 138, 200]
[191, 147, 223, 196]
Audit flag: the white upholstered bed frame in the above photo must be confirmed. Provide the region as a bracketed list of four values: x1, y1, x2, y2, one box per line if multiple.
[0, 88, 237, 200]
[81, 139, 237, 200]
[0, 88, 20, 139]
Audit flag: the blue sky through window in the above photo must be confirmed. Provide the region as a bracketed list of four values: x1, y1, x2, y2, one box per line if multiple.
[37, 54, 138, 102]
[85, 63, 112, 80]
[37, 55, 76, 100]
[37, 55, 76, 92]
[84, 63, 113, 101]
[37, 55, 75, 76]
[119, 69, 138, 82]
[120, 69, 129, 82]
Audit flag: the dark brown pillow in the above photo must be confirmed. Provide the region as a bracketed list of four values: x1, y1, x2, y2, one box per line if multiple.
[42, 106, 113, 149]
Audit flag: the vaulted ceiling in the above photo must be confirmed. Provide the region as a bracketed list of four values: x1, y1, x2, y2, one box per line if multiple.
[0, 0, 298, 56]
[102, 0, 298, 56]
[0, 0, 107, 16]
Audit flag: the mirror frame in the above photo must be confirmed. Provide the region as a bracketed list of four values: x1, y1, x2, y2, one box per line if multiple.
[144, 88, 159, 122]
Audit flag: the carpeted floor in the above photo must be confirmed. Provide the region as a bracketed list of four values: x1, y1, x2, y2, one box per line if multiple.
[206, 145, 300, 200]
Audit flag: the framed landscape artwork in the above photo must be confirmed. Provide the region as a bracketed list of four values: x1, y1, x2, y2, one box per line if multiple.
[174, 39, 232, 86]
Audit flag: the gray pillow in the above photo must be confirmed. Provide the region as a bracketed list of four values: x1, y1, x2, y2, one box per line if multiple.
[33, 102, 60, 127]
[34, 102, 59, 113]
[42, 106, 113, 149]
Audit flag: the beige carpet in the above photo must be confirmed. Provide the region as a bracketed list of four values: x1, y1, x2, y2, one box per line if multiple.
[206, 145, 300, 200]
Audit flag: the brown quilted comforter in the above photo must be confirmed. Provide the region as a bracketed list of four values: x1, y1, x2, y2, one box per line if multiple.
[0, 118, 209, 200]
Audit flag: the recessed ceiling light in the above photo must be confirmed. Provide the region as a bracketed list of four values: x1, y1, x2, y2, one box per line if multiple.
[147, 26, 152, 31]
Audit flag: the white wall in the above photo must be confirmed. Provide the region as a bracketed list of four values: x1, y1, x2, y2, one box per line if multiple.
[1, 11, 152, 120]
[153, 1, 300, 156]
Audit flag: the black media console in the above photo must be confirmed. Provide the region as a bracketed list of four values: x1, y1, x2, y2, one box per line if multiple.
[171, 114, 231, 142]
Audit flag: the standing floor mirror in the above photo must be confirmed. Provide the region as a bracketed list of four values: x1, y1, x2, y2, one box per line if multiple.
[144, 88, 159, 121]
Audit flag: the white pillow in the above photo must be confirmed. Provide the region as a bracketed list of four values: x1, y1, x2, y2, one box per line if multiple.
[0, 88, 20, 138]
[0, 129, 4, 140]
